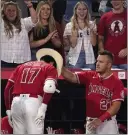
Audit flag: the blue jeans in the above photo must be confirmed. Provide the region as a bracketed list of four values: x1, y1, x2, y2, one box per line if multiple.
[64, 0, 92, 23]
[112, 64, 127, 70]
[68, 51, 95, 70]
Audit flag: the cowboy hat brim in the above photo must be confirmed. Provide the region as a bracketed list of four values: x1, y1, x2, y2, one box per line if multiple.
[36, 48, 63, 76]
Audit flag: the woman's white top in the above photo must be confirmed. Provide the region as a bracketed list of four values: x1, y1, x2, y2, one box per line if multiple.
[1, 17, 36, 63]
[63, 21, 95, 65]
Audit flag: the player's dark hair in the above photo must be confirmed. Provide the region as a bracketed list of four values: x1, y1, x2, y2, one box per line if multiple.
[40, 55, 57, 68]
[99, 50, 114, 63]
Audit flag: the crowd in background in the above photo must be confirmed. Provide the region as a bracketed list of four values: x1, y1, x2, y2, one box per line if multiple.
[1, 0, 127, 69]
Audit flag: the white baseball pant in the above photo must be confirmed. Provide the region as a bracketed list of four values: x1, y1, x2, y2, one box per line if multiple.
[86, 116, 119, 134]
[11, 94, 44, 134]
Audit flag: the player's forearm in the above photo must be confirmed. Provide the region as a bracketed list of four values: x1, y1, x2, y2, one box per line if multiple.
[106, 101, 121, 116]
[61, 67, 77, 83]
[99, 101, 121, 122]
[42, 93, 53, 105]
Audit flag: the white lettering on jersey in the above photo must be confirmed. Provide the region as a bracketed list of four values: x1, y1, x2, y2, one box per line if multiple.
[88, 83, 113, 98]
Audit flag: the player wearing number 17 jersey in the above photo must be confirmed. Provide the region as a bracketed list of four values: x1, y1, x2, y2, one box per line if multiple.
[4, 49, 63, 134]
[61, 50, 124, 134]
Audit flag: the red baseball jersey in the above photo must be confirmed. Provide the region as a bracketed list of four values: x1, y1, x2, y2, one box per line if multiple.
[98, 9, 127, 64]
[4, 61, 58, 110]
[1, 116, 13, 134]
[75, 71, 124, 117]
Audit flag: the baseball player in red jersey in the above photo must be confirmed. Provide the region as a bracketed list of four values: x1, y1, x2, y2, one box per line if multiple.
[4, 49, 63, 134]
[1, 116, 13, 134]
[61, 50, 125, 134]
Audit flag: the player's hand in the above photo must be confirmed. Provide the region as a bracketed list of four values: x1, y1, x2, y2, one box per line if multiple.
[35, 104, 47, 125]
[118, 48, 127, 58]
[6, 110, 13, 128]
[46, 127, 55, 134]
[87, 118, 102, 131]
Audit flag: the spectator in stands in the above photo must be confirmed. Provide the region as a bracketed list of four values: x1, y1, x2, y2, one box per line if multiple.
[63, 0, 92, 23]
[98, 0, 127, 70]
[63, 1, 97, 69]
[99, 0, 127, 16]
[29, 1, 62, 60]
[47, 0, 67, 35]
[1, 1, 37, 68]
[98, 0, 112, 16]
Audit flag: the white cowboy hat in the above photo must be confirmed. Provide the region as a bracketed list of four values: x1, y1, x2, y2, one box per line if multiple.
[36, 48, 63, 76]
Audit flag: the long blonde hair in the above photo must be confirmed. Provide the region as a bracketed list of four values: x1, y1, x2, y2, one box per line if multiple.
[71, 1, 91, 32]
[2, 1, 22, 38]
[34, 1, 56, 37]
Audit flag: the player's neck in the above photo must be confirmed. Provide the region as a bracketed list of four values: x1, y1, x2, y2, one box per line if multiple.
[99, 71, 113, 79]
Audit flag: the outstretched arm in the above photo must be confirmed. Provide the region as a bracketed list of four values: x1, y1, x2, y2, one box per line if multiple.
[61, 67, 78, 83]
[24, 0, 38, 24]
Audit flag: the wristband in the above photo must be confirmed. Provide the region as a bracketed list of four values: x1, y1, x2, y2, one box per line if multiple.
[99, 111, 111, 122]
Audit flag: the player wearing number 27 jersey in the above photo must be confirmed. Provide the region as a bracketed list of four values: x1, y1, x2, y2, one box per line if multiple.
[4, 49, 63, 134]
[61, 50, 125, 134]
[76, 71, 124, 118]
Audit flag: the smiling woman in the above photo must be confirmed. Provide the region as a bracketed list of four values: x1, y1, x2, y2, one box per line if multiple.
[1, 1, 38, 68]
[29, 1, 62, 61]
[63, 1, 96, 69]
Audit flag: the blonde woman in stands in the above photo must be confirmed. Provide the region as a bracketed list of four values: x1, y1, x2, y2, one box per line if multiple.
[29, 1, 62, 60]
[1, 0, 38, 68]
[63, 1, 97, 69]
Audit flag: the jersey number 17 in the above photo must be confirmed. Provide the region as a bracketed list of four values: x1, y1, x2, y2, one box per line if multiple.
[20, 68, 41, 84]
